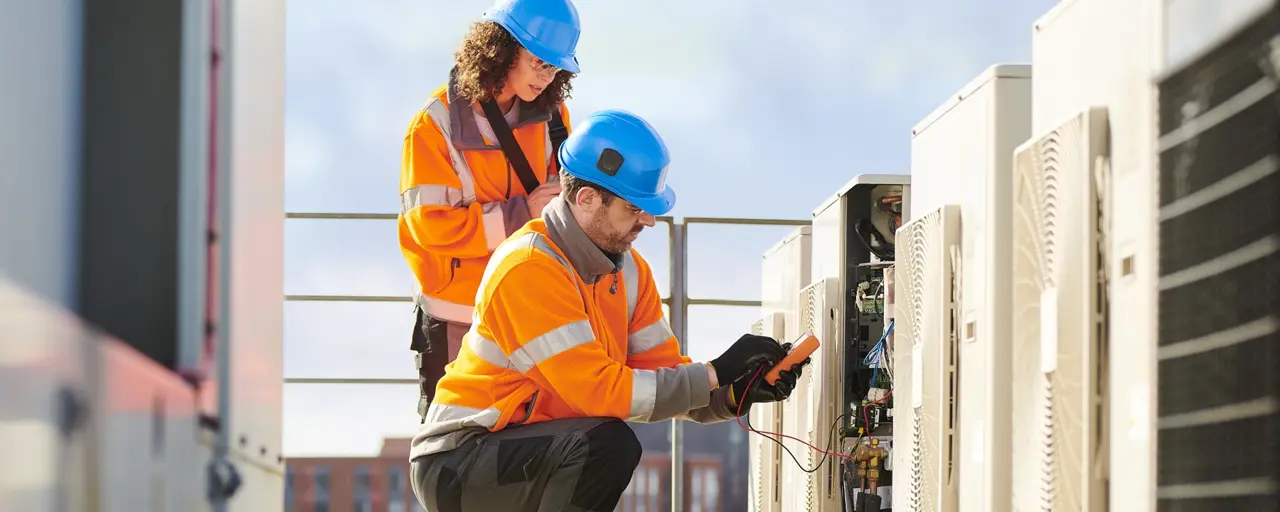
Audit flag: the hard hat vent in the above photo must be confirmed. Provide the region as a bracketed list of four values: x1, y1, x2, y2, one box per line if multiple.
[596, 148, 623, 176]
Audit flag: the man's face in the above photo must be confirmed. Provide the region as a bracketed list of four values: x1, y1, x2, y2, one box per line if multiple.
[578, 188, 656, 254]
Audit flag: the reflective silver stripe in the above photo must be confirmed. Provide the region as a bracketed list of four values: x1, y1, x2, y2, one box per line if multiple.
[544, 122, 553, 167]
[509, 320, 594, 373]
[413, 291, 472, 324]
[467, 329, 511, 369]
[627, 319, 674, 356]
[622, 251, 640, 320]
[422, 99, 476, 204]
[531, 234, 573, 274]
[468, 232, 589, 372]
[482, 202, 506, 249]
[475, 232, 541, 301]
[419, 402, 501, 437]
[476, 232, 575, 298]
[469, 320, 596, 374]
[400, 184, 462, 213]
[408, 99, 483, 314]
[627, 369, 658, 422]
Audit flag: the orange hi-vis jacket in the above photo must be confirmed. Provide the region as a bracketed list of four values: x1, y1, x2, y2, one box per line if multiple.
[410, 197, 740, 459]
[399, 71, 571, 324]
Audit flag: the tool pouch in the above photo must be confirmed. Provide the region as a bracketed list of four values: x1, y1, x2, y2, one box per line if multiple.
[410, 305, 449, 423]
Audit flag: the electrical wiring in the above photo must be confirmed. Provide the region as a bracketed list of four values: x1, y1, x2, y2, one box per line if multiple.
[862, 319, 895, 365]
[741, 408, 848, 474]
[863, 320, 895, 387]
[853, 218, 895, 261]
[735, 366, 895, 474]
[735, 367, 851, 473]
[860, 388, 893, 435]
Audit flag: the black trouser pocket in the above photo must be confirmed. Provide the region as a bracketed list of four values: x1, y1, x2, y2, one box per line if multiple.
[411, 306, 450, 421]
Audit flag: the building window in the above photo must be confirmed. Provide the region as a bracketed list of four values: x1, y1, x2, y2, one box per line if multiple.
[389, 465, 407, 512]
[354, 465, 372, 512]
[623, 463, 662, 512]
[313, 465, 330, 512]
[689, 465, 721, 512]
[646, 466, 660, 503]
[691, 468, 705, 512]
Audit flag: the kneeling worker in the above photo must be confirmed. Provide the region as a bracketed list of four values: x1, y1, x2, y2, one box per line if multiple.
[409, 109, 808, 511]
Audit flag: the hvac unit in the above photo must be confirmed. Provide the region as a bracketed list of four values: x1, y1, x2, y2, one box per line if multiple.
[757, 225, 812, 512]
[749, 312, 787, 512]
[1030, 0, 1163, 507]
[810, 174, 909, 454]
[891, 204, 961, 512]
[779, 278, 843, 512]
[1009, 108, 1111, 512]
[761, 225, 813, 335]
[909, 63, 1032, 512]
[811, 175, 912, 283]
[1153, 3, 1280, 510]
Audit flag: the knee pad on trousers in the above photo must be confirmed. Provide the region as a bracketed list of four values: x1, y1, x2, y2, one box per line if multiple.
[583, 419, 642, 475]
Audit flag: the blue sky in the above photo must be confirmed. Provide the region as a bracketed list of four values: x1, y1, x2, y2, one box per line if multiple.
[281, 0, 1059, 456]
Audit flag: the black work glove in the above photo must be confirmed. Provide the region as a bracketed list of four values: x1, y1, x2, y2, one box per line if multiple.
[709, 334, 788, 387]
[731, 343, 810, 413]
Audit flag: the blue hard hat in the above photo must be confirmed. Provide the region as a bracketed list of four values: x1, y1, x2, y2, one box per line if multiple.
[482, 0, 581, 74]
[559, 110, 676, 216]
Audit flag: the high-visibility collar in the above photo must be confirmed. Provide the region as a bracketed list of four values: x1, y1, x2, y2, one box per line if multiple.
[444, 67, 557, 151]
[541, 196, 621, 284]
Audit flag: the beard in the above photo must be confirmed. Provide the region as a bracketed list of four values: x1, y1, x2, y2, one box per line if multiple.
[585, 211, 640, 254]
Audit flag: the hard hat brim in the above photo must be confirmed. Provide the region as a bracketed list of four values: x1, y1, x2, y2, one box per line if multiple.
[627, 185, 676, 217]
[483, 10, 581, 74]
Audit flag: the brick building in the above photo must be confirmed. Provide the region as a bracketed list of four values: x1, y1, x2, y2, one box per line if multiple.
[285, 420, 748, 512]
[285, 437, 418, 512]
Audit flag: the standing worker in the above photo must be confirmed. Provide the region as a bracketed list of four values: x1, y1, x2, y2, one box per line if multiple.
[399, 0, 581, 423]
[409, 109, 810, 511]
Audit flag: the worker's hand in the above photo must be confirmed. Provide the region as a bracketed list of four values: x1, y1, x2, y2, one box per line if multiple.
[733, 344, 809, 411]
[709, 334, 787, 387]
[526, 181, 562, 218]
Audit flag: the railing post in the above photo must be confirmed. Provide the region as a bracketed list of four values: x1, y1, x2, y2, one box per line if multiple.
[669, 221, 687, 512]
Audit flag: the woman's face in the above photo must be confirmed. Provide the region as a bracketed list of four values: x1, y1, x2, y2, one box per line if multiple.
[505, 48, 559, 103]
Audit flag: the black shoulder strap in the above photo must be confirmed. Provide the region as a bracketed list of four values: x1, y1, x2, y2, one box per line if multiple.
[548, 108, 568, 172]
[480, 99, 543, 195]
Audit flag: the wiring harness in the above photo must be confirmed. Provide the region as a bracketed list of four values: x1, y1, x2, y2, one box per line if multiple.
[737, 321, 895, 476]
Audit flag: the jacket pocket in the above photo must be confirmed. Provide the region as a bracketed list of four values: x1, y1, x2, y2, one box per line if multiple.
[417, 252, 455, 296]
[510, 390, 539, 426]
[434, 255, 486, 302]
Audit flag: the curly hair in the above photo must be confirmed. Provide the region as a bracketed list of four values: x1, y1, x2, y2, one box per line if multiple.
[453, 21, 574, 112]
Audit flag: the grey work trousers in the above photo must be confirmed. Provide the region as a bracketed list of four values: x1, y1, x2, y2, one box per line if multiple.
[411, 417, 643, 512]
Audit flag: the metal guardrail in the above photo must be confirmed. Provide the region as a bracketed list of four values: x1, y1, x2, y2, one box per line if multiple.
[285, 377, 417, 385]
[281, 211, 809, 511]
[287, 212, 396, 220]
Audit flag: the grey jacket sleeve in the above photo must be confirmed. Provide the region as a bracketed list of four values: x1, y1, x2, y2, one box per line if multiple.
[635, 363, 742, 424]
[679, 386, 742, 424]
[501, 196, 532, 236]
[638, 362, 713, 423]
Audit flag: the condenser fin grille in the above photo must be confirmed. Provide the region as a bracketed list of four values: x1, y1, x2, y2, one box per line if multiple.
[894, 205, 960, 512]
[1010, 106, 1111, 511]
[1155, 5, 1280, 511]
